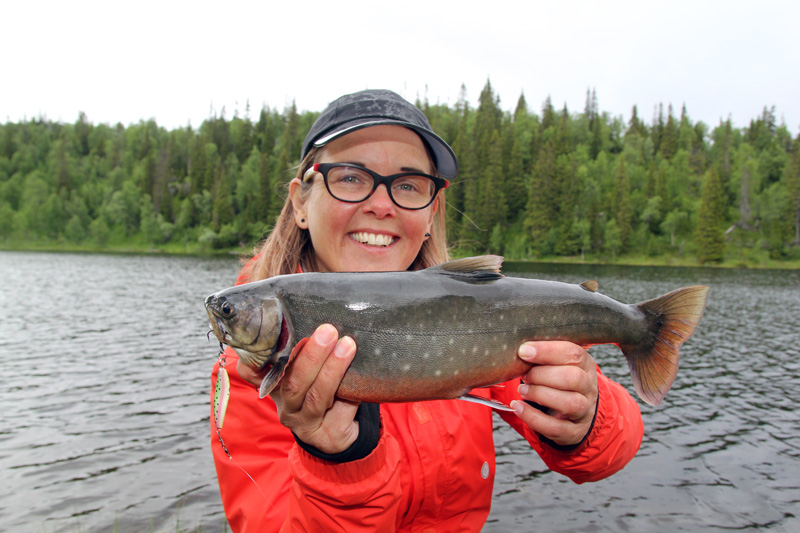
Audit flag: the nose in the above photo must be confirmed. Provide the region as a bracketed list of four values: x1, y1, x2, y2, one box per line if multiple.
[362, 184, 396, 217]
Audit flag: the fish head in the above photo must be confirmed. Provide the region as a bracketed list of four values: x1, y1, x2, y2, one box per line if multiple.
[205, 286, 293, 370]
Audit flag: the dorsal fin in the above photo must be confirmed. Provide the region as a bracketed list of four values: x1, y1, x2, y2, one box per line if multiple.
[580, 280, 599, 292]
[426, 255, 504, 283]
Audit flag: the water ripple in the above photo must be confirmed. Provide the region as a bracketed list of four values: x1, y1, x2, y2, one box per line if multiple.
[3, 253, 800, 532]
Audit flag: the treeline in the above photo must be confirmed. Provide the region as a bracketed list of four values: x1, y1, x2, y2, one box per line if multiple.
[1, 81, 799, 265]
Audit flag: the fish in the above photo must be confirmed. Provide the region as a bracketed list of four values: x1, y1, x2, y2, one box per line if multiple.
[205, 255, 709, 407]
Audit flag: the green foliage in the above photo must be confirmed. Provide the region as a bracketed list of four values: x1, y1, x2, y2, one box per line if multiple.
[696, 167, 726, 263]
[0, 87, 797, 266]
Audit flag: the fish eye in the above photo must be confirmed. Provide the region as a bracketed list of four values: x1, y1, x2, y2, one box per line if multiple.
[220, 301, 234, 317]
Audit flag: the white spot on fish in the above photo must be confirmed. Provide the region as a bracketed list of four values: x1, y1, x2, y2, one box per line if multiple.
[375, 347, 382, 356]
[423, 352, 430, 359]
[502, 344, 508, 351]
[405, 334, 413, 341]
[454, 370, 460, 376]
[449, 338, 454, 345]
[403, 364, 411, 372]
[435, 370, 442, 377]
[347, 302, 372, 311]
[499, 314, 504, 321]
[472, 346, 478, 353]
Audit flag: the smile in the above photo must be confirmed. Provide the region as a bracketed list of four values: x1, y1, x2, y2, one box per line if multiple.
[349, 232, 396, 247]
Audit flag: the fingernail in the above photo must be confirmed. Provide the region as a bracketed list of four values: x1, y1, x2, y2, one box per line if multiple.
[316, 324, 336, 344]
[334, 336, 355, 358]
[519, 343, 537, 360]
[510, 400, 523, 415]
[518, 383, 529, 396]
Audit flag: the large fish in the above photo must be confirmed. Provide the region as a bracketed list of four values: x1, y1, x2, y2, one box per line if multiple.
[205, 256, 709, 407]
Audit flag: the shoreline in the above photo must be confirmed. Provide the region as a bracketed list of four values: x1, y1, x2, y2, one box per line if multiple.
[3, 242, 798, 270]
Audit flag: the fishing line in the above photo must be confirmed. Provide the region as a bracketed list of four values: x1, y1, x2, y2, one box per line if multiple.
[213, 344, 298, 529]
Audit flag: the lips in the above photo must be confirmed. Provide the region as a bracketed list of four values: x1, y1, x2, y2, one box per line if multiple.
[349, 232, 397, 247]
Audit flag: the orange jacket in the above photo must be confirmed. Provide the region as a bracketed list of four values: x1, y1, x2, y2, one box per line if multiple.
[209, 266, 644, 532]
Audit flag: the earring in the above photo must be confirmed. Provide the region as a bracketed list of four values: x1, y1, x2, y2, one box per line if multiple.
[425, 233, 431, 237]
[301, 218, 305, 223]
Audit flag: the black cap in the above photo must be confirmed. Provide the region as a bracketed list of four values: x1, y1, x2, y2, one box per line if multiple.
[301, 89, 459, 179]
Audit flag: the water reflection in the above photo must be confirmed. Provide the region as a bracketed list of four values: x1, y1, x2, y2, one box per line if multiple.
[1, 253, 798, 531]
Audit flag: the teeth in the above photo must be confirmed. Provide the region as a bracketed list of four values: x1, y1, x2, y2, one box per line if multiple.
[350, 232, 395, 247]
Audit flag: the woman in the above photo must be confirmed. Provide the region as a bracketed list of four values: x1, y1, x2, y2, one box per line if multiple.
[210, 89, 644, 532]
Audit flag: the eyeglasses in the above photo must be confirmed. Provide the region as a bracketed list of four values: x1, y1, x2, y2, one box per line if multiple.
[303, 163, 448, 210]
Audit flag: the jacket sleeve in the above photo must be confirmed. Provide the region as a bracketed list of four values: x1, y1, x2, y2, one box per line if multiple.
[493, 366, 644, 483]
[210, 349, 405, 533]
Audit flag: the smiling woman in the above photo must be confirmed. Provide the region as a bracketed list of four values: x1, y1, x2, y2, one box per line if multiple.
[208, 89, 645, 533]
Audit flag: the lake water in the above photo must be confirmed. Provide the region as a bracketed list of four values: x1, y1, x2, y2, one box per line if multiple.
[0, 251, 798, 532]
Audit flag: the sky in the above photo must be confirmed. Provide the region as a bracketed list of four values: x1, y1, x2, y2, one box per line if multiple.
[3, 0, 799, 134]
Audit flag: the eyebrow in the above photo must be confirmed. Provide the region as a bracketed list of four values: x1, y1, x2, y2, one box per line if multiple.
[337, 161, 431, 175]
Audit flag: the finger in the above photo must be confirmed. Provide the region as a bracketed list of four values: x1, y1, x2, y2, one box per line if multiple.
[523, 364, 593, 394]
[518, 340, 593, 370]
[302, 336, 357, 417]
[278, 324, 339, 411]
[511, 400, 586, 445]
[236, 360, 266, 388]
[518, 382, 593, 421]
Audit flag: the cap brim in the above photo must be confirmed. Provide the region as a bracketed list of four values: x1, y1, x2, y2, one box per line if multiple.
[313, 119, 459, 179]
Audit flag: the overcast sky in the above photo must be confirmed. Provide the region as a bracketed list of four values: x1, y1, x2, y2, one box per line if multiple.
[3, 0, 799, 134]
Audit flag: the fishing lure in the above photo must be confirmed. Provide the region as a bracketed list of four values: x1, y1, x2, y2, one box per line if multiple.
[214, 343, 232, 458]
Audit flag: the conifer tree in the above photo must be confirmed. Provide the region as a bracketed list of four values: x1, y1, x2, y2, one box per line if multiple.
[211, 158, 234, 232]
[659, 105, 678, 160]
[785, 138, 800, 246]
[613, 155, 632, 251]
[524, 136, 557, 252]
[696, 166, 726, 263]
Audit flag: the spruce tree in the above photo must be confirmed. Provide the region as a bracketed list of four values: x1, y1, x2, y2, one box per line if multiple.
[696, 167, 726, 263]
[613, 155, 632, 251]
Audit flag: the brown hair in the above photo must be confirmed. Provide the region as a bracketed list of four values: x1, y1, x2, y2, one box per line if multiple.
[245, 144, 450, 282]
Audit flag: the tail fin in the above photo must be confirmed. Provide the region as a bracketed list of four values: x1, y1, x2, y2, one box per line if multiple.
[623, 285, 710, 406]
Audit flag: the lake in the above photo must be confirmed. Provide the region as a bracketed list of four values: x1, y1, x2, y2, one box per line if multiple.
[0, 251, 798, 532]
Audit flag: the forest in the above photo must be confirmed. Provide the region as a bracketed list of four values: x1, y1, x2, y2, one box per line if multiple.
[1, 81, 799, 267]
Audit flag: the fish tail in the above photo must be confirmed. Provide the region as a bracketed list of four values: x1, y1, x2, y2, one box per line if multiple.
[623, 285, 710, 406]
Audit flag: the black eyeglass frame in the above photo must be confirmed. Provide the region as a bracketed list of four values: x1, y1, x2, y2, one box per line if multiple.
[306, 163, 449, 210]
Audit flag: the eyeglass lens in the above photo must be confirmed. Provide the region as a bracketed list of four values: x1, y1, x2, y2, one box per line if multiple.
[324, 165, 437, 209]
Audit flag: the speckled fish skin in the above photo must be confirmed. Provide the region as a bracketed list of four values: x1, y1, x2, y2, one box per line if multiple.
[205, 256, 709, 406]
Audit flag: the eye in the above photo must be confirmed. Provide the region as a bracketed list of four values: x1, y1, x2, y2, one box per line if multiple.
[393, 176, 429, 194]
[220, 301, 234, 317]
[329, 166, 369, 186]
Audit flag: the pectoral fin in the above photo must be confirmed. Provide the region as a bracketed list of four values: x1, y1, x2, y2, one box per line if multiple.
[258, 337, 309, 399]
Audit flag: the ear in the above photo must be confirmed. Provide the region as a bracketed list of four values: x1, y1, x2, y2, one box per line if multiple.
[289, 178, 309, 229]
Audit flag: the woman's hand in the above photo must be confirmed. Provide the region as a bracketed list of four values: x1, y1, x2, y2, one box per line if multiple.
[512, 341, 599, 447]
[237, 324, 360, 455]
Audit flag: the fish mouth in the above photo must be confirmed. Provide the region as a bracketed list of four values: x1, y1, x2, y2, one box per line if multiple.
[349, 232, 397, 247]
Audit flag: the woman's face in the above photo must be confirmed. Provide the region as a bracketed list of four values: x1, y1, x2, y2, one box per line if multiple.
[290, 125, 438, 273]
